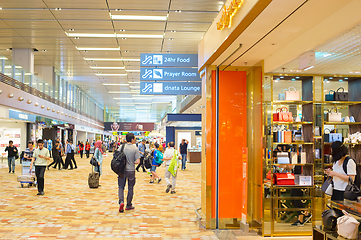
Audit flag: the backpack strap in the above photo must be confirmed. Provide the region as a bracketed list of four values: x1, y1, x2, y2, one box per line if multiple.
[342, 156, 350, 174]
[120, 143, 126, 153]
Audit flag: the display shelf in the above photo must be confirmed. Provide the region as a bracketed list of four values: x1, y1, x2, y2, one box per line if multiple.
[322, 101, 361, 105]
[273, 100, 313, 105]
[324, 122, 361, 125]
[272, 121, 313, 125]
[273, 142, 314, 145]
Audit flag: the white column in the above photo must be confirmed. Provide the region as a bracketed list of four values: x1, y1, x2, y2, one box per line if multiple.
[12, 49, 34, 73]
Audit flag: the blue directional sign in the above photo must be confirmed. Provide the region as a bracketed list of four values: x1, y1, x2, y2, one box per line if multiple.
[140, 68, 200, 81]
[140, 82, 201, 95]
[140, 53, 198, 67]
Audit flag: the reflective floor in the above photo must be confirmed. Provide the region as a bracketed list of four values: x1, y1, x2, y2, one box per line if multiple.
[0, 155, 216, 239]
[0, 155, 313, 240]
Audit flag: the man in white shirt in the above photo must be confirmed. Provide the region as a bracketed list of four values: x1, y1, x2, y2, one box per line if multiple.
[30, 139, 50, 196]
[163, 142, 180, 194]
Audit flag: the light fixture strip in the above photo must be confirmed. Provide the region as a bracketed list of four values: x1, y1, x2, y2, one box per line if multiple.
[66, 32, 163, 39]
[96, 73, 127, 76]
[110, 15, 167, 21]
[76, 47, 120, 51]
[91, 67, 125, 69]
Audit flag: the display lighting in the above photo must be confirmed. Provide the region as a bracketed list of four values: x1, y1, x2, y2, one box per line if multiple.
[76, 47, 120, 51]
[110, 15, 167, 21]
[84, 58, 140, 61]
[0, 57, 8, 60]
[91, 66, 125, 69]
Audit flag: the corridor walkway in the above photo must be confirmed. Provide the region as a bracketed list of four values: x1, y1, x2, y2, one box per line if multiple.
[0, 155, 216, 239]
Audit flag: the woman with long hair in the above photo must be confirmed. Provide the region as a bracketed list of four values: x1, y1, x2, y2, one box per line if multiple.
[325, 141, 357, 200]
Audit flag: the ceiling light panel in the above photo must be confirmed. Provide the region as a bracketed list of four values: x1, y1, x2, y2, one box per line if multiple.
[110, 15, 168, 21]
[76, 47, 120, 51]
[66, 32, 163, 39]
[91, 67, 125, 69]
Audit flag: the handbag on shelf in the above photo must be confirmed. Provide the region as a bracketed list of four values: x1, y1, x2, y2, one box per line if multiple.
[273, 173, 295, 185]
[322, 206, 339, 231]
[321, 177, 333, 196]
[326, 107, 342, 122]
[337, 210, 360, 239]
[344, 177, 360, 201]
[278, 89, 288, 100]
[334, 87, 348, 101]
[324, 129, 343, 143]
[277, 152, 289, 164]
[325, 90, 335, 101]
[285, 87, 300, 101]
[273, 107, 293, 122]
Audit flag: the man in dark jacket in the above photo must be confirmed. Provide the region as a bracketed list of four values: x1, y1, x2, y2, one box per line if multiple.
[5, 140, 18, 173]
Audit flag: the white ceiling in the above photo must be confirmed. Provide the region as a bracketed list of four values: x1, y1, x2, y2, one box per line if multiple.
[0, 0, 225, 122]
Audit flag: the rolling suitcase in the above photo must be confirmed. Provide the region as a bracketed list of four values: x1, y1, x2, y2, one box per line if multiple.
[88, 165, 99, 188]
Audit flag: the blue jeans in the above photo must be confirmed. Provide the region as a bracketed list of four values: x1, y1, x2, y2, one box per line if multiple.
[8, 156, 15, 173]
[181, 154, 187, 170]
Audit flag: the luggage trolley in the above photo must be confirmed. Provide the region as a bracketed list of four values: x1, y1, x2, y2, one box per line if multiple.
[17, 159, 36, 188]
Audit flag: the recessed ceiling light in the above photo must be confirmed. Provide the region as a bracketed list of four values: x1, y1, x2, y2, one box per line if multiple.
[170, 30, 176, 33]
[0, 8, 2, 10]
[41, 49, 47, 52]
[110, 15, 167, 21]
[169, 38, 174, 40]
[68, 28, 75, 31]
[175, 10, 181, 13]
[74, 37, 80, 39]
[120, 29, 125, 32]
[83, 50, 88, 52]
[91, 66, 125, 69]
[6, 48, 10, 51]
[296, 77, 300, 79]
[76, 47, 120, 51]
[115, 9, 122, 11]
[55, 8, 61, 10]
[339, 79, 343, 82]
[344, 78, 348, 80]
[121, 37, 127, 40]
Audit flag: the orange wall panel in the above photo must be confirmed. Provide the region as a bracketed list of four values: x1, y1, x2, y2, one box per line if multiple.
[218, 70, 247, 218]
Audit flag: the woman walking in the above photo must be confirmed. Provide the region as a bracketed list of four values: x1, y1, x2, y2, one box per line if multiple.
[79, 141, 84, 158]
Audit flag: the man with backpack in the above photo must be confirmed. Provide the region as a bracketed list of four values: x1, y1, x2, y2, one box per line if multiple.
[163, 142, 180, 194]
[150, 143, 163, 184]
[118, 133, 140, 213]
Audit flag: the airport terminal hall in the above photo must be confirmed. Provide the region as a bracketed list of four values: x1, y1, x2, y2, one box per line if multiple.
[2, 0, 361, 239]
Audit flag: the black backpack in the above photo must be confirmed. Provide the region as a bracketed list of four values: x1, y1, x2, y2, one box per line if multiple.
[144, 154, 152, 169]
[111, 144, 127, 177]
[343, 157, 361, 188]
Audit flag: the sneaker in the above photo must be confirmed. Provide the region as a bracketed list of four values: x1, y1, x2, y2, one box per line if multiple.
[149, 181, 154, 184]
[171, 191, 176, 194]
[125, 206, 134, 211]
[37, 192, 42, 195]
[119, 202, 124, 213]
[166, 184, 172, 193]
[158, 178, 162, 184]
[302, 214, 312, 225]
[47, 166, 50, 170]
[291, 220, 303, 226]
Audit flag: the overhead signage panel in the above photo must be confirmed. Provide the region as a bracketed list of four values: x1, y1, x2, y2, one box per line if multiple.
[140, 53, 198, 67]
[140, 81, 201, 96]
[140, 68, 200, 81]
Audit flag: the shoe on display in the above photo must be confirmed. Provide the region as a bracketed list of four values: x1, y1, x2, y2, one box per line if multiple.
[291, 220, 303, 226]
[302, 214, 312, 225]
[125, 206, 135, 211]
[166, 184, 172, 193]
[119, 202, 124, 213]
[171, 191, 176, 194]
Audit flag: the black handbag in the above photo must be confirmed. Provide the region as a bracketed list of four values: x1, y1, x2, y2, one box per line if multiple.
[322, 206, 339, 231]
[344, 177, 360, 201]
[89, 156, 98, 166]
[334, 87, 348, 101]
